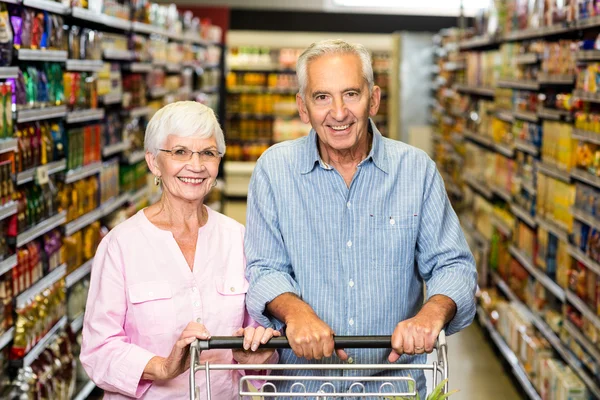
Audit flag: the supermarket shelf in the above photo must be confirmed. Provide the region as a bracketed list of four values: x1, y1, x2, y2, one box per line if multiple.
[0, 254, 17, 277]
[0, 201, 17, 222]
[510, 203, 537, 229]
[442, 62, 465, 71]
[0, 327, 14, 351]
[66, 258, 93, 289]
[73, 380, 96, 400]
[571, 206, 600, 230]
[535, 215, 569, 242]
[70, 313, 85, 334]
[129, 186, 149, 205]
[463, 174, 493, 200]
[537, 161, 571, 183]
[574, 90, 600, 104]
[571, 167, 600, 190]
[149, 87, 168, 98]
[490, 214, 512, 236]
[18, 48, 68, 62]
[537, 107, 570, 121]
[128, 106, 153, 118]
[126, 150, 146, 165]
[64, 208, 103, 236]
[132, 21, 168, 36]
[476, 307, 541, 400]
[567, 244, 600, 276]
[573, 129, 600, 145]
[201, 86, 219, 94]
[521, 180, 537, 195]
[101, 192, 130, 216]
[182, 33, 209, 46]
[224, 161, 257, 175]
[71, 7, 131, 30]
[509, 245, 566, 302]
[497, 79, 539, 90]
[564, 320, 600, 363]
[514, 139, 539, 156]
[16, 264, 67, 309]
[0, 138, 18, 155]
[16, 211, 67, 248]
[493, 108, 512, 122]
[537, 74, 575, 85]
[21, 316, 68, 367]
[102, 91, 123, 105]
[459, 35, 500, 51]
[16, 159, 67, 185]
[514, 53, 539, 64]
[229, 66, 295, 73]
[103, 140, 131, 157]
[566, 289, 600, 332]
[166, 63, 182, 73]
[65, 59, 104, 72]
[23, 0, 69, 13]
[17, 105, 68, 123]
[228, 87, 298, 95]
[576, 50, 600, 61]
[125, 62, 153, 73]
[66, 108, 105, 124]
[494, 143, 515, 158]
[513, 110, 539, 122]
[103, 49, 135, 61]
[491, 186, 512, 203]
[463, 130, 494, 148]
[0, 66, 19, 79]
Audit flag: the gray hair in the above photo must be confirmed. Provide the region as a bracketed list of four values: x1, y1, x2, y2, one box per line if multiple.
[296, 39, 374, 101]
[144, 101, 226, 156]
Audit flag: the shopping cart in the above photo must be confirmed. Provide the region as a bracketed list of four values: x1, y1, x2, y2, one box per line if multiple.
[189, 330, 448, 399]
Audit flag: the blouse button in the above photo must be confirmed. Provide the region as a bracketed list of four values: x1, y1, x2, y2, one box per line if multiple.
[230, 287, 235, 292]
[390, 218, 396, 225]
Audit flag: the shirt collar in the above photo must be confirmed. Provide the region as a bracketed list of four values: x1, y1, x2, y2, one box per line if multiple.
[300, 118, 389, 174]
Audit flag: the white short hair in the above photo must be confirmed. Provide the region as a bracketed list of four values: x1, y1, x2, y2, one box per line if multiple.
[296, 39, 374, 101]
[144, 101, 226, 156]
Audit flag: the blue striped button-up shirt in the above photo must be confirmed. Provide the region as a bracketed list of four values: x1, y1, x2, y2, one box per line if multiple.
[245, 121, 477, 396]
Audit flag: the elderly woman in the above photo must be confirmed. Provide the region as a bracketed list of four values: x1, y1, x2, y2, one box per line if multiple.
[80, 101, 278, 399]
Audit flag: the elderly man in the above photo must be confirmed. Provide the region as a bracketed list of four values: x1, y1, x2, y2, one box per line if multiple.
[245, 39, 477, 396]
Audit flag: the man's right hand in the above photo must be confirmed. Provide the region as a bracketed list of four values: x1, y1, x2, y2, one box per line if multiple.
[268, 293, 348, 361]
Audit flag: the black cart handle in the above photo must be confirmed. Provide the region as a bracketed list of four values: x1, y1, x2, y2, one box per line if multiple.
[196, 336, 391, 351]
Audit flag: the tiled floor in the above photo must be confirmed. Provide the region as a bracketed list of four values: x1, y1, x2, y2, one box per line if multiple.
[442, 323, 522, 399]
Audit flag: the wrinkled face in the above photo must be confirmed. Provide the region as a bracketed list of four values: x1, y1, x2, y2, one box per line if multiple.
[146, 134, 221, 203]
[297, 53, 380, 152]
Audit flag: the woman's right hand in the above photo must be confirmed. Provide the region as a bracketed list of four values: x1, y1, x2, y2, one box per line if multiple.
[144, 322, 210, 381]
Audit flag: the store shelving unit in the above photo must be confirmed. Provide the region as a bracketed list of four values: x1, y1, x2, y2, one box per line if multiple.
[0, 3, 225, 398]
[433, 14, 600, 398]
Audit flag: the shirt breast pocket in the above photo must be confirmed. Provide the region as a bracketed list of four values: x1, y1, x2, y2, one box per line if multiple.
[210, 277, 248, 333]
[369, 213, 418, 268]
[128, 281, 176, 336]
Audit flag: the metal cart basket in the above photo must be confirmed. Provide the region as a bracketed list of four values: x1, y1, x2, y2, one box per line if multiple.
[189, 330, 448, 399]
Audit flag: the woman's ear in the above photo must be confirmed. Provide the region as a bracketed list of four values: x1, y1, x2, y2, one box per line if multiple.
[145, 151, 161, 177]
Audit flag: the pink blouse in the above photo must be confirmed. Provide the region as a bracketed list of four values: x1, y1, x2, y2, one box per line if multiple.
[80, 207, 273, 399]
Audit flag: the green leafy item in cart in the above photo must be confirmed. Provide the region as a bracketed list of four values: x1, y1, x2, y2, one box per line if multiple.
[387, 379, 459, 400]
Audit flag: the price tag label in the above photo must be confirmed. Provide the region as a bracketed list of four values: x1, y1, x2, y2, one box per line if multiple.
[36, 165, 49, 185]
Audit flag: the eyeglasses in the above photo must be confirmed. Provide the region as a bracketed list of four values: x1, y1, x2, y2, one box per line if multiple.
[158, 147, 223, 162]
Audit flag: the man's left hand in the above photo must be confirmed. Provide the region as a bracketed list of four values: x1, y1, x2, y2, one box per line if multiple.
[388, 295, 456, 362]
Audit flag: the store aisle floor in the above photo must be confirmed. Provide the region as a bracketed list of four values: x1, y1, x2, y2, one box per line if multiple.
[444, 324, 522, 400]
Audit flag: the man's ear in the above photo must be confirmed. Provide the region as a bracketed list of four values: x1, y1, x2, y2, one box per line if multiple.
[369, 85, 382, 117]
[296, 93, 311, 124]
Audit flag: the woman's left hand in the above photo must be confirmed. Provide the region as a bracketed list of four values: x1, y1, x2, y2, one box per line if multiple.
[232, 327, 281, 364]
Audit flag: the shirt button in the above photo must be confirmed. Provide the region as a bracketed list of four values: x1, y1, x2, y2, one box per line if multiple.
[348, 357, 354, 364]
[349, 280, 354, 287]
[390, 218, 396, 225]
[194, 301, 200, 307]
[346, 202, 351, 208]
[230, 287, 235, 292]
[349, 318, 354, 326]
[347, 240, 352, 248]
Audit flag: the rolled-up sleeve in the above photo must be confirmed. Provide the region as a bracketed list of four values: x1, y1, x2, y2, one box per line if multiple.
[80, 237, 155, 398]
[245, 162, 300, 331]
[416, 159, 478, 335]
